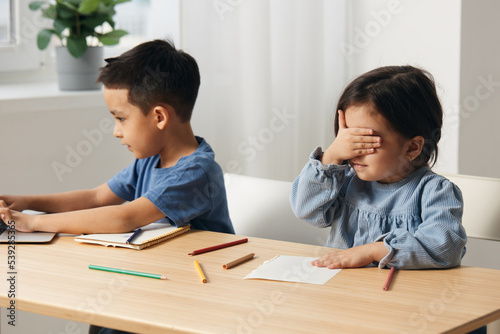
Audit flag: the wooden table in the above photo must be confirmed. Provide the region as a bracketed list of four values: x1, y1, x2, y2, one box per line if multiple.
[1, 230, 500, 333]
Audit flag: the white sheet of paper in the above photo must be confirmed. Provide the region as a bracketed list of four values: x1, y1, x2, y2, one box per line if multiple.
[244, 255, 341, 285]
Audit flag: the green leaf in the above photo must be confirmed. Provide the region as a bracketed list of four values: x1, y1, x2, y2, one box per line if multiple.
[66, 0, 82, 6]
[57, 5, 76, 19]
[112, 0, 132, 5]
[37, 29, 55, 50]
[81, 15, 108, 30]
[79, 27, 97, 39]
[42, 5, 57, 19]
[29, 1, 46, 10]
[56, 0, 78, 11]
[53, 18, 72, 35]
[97, 29, 127, 45]
[67, 36, 88, 58]
[96, 2, 114, 15]
[78, 0, 99, 14]
[106, 17, 115, 29]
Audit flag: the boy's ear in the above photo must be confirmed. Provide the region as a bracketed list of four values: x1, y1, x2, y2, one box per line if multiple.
[152, 105, 171, 130]
[407, 136, 425, 161]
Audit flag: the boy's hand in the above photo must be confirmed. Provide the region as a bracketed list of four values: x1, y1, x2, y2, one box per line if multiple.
[312, 242, 389, 269]
[321, 110, 381, 165]
[0, 201, 35, 232]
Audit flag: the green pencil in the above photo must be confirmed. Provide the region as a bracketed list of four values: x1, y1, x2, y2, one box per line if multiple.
[89, 265, 166, 280]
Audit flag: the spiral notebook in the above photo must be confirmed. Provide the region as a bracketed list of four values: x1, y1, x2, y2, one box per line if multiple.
[74, 223, 190, 250]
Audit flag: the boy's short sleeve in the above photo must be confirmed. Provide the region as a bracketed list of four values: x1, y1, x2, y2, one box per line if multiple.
[105, 138, 234, 234]
[143, 164, 215, 226]
[107, 160, 139, 202]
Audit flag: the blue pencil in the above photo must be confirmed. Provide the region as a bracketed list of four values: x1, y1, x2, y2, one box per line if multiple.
[126, 228, 142, 244]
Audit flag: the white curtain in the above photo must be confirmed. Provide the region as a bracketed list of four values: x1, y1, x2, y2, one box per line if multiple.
[180, 0, 347, 181]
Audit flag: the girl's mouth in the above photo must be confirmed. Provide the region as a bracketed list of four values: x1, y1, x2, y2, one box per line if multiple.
[350, 161, 367, 169]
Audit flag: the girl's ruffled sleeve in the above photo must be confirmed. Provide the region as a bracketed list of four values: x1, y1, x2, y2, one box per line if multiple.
[377, 178, 466, 269]
[289, 147, 350, 228]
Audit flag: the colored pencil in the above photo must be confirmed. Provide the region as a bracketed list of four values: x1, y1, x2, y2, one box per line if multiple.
[188, 238, 248, 255]
[194, 260, 207, 283]
[382, 267, 396, 291]
[125, 228, 142, 244]
[89, 265, 166, 280]
[223, 253, 255, 270]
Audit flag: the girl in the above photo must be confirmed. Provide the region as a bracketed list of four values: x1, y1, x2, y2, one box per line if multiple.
[290, 65, 466, 270]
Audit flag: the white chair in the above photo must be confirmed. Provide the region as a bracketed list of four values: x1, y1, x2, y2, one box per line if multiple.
[224, 173, 330, 246]
[442, 173, 500, 332]
[441, 173, 500, 242]
[440, 173, 500, 270]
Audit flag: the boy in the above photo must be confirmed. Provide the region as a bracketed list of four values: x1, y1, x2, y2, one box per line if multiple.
[0, 39, 234, 236]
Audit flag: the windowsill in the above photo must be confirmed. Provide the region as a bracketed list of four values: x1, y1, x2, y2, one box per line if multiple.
[0, 79, 106, 113]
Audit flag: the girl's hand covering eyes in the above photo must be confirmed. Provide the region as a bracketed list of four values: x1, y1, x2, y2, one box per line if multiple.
[321, 110, 381, 165]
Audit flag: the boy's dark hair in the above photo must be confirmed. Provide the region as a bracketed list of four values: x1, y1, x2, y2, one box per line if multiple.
[335, 65, 443, 167]
[97, 39, 200, 123]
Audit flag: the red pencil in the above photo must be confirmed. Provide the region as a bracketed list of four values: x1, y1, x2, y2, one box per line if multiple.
[188, 238, 248, 255]
[383, 267, 396, 291]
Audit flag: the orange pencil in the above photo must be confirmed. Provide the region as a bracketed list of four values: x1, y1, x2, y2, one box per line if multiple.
[383, 267, 396, 291]
[222, 253, 255, 270]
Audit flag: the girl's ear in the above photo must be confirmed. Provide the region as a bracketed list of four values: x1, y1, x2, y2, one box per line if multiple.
[152, 105, 170, 130]
[407, 136, 425, 161]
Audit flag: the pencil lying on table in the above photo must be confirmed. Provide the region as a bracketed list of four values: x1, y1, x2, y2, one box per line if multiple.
[383, 267, 396, 291]
[188, 238, 248, 255]
[223, 253, 255, 270]
[89, 265, 166, 280]
[194, 260, 207, 283]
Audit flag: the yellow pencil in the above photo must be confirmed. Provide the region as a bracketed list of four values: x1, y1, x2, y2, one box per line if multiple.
[194, 260, 207, 283]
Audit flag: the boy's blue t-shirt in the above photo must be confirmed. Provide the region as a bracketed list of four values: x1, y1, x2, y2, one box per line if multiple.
[107, 136, 234, 234]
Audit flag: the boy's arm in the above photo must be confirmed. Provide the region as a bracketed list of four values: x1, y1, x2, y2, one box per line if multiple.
[1, 183, 124, 213]
[16, 197, 165, 234]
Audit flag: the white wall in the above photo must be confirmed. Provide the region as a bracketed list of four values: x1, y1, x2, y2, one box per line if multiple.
[0, 86, 133, 195]
[182, 1, 348, 182]
[346, 0, 462, 174]
[459, 0, 500, 179]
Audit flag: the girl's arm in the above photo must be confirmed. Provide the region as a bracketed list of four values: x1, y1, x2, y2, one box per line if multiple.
[2, 196, 164, 234]
[291, 110, 381, 228]
[290, 148, 350, 228]
[312, 242, 389, 269]
[312, 177, 466, 270]
[378, 178, 466, 269]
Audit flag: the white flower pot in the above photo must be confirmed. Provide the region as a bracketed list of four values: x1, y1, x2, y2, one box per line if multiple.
[56, 46, 104, 91]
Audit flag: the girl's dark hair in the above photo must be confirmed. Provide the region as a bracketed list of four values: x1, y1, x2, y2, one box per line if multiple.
[335, 65, 443, 167]
[97, 39, 200, 123]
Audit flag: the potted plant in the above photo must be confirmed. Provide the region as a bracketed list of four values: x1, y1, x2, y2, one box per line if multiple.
[29, 0, 130, 90]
